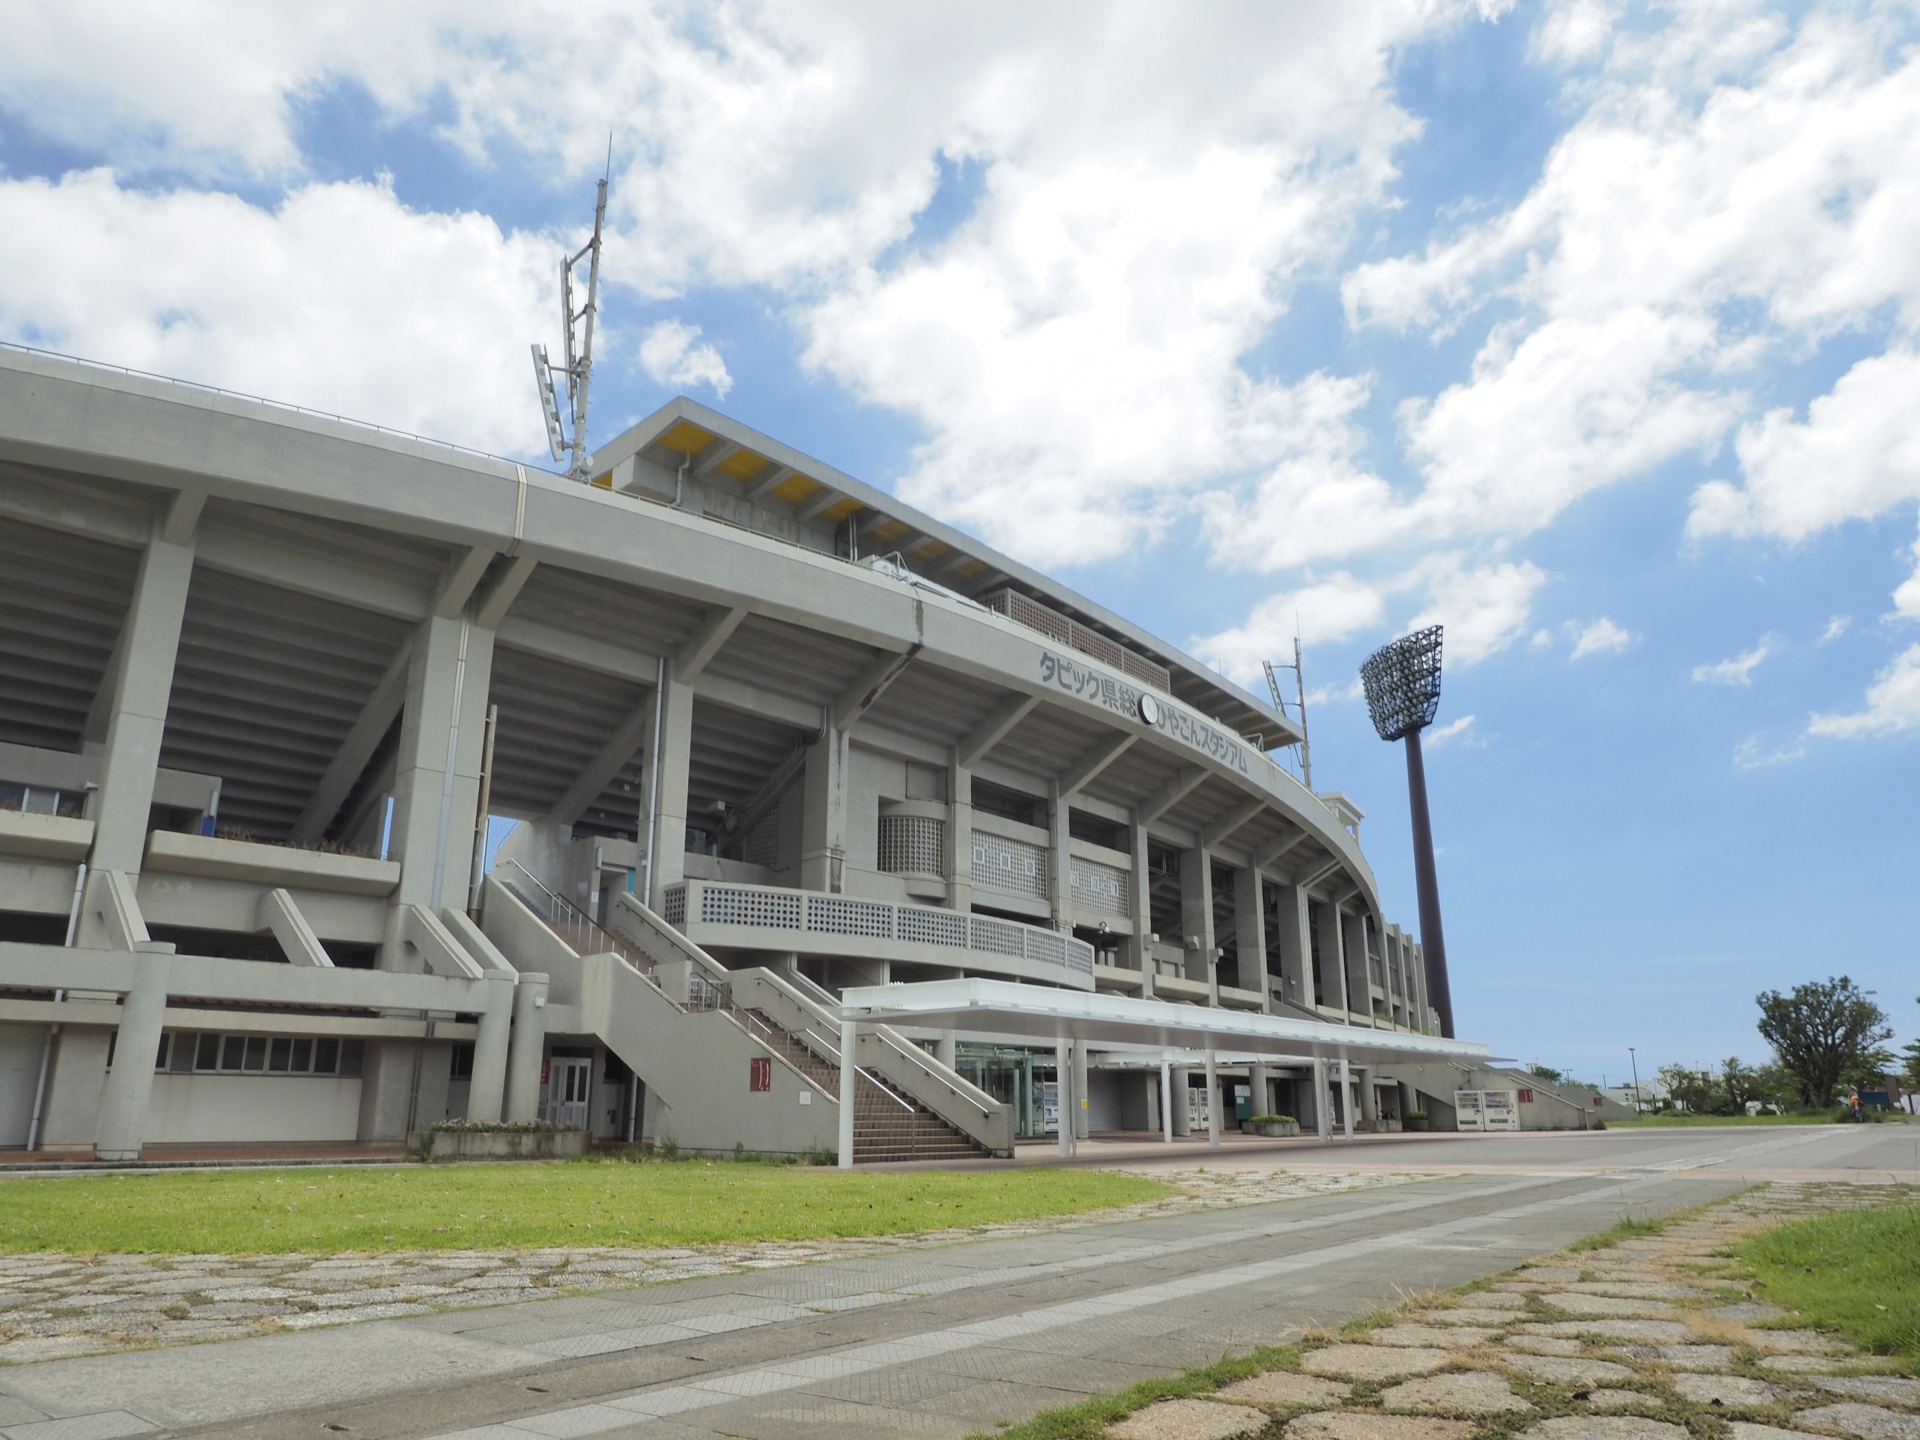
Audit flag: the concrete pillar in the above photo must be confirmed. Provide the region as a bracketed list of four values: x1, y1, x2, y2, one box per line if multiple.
[1339, 1051, 1354, 1141]
[1055, 1040, 1074, 1157]
[839, 1017, 857, 1168]
[1313, 1056, 1330, 1142]
[1205, 1050, 1221, 1149]
[1159, 1057, 1173, 1143]
[935, 1030, 957, 1070]
[1313, 901, 1348, 1014]
[387, 614, 497, 924]
[503, 972, 549, 1122]
[86, 528, 195, 879]
[467, 972, 515, 1124]
[1048, 780, 1070, 929]
[1128, 811, 1153, 997]
[1179, 847, 1215, 999]
[801, 725, 847, 894]
[1342, 910, 1373, 1026]
[1359, 1066, 1379, 1124]
[947, 749, 973, 913]
[645, 678, 694, 910]
[1248, 1062, 1271, 1121]
[1233, 867, 1266, 1008]
[1171, 1065, 1192, 1135]
[93, 955, 170, 1161]
[1072, 1042, 1089, 1140]
[1273, 883, 1312, 1011]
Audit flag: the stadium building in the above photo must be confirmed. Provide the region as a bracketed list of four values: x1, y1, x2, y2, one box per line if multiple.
[0, 346, 1489, 1162]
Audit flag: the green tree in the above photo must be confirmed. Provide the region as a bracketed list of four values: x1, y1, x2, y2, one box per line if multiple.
[1657, 1064, 1727, 1115]
[1840, 1045, 1898, 1095]
[1723, 1056, 1768, 1113]
[1900, 1040, 1920, 1091]
[1755, 976, 1892, 1108]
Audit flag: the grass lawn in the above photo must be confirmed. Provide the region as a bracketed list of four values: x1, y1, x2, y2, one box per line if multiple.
[0, 1160, 1170, 1255]
[1608, 1113, 1839, 1127]
[1740, 1203, 1920, 1359]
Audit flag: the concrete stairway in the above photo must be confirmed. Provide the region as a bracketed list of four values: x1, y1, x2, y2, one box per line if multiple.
[739, 1010, 988, 1163]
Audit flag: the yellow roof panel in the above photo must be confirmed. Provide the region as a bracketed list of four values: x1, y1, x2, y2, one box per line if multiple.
[772, 475, 817, 504]
[719, 449, 768, 479]
[659, 421, 713, 454]
[820, 497, 864, 524]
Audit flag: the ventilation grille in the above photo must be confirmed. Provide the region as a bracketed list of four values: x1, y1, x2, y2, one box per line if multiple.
[1068, 858, 1128, 916]
[980, 587, 1171, 692]
[877, 812, 945, 878]
[971, 830, 1047, 899]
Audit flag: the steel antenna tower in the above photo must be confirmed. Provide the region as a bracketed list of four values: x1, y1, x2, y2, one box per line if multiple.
[1357, 625, 1455, 1038]
[532, 148, 611, 481]
[1261, 635, 1312, 791]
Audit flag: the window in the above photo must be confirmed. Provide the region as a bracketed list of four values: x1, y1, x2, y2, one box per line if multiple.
[153, 1033, 171, 1071]
[173, 1031, 356, 1078]
[220, 1035, 246, 1071]
[291, 1038, 313, 1072]
[314, 1038, 340, 1075]
[449, 1042, 475, 1081]
[268, 1037, 292, 1072]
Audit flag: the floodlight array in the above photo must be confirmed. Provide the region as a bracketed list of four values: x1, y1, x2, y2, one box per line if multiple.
[1359, 625, 1444, 741]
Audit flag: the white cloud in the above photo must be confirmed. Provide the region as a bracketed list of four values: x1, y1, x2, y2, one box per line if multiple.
[638, 319, 731, 397]
[1734, 734, 1805, 769]
[1189, 573, 1386, 687]
[1407, 557, 1547, 666]
[1807, 643, 1920, 738]
[1424, 713, 1477, 747]
[1689, 348, 1920, 542]
[1348, 4, 1920, 561]
[0, 170, 552, 454]
[1820, 615, 1850, 644]
[1692, 639, 1775, 686]
[1571, 617, 1633, 658]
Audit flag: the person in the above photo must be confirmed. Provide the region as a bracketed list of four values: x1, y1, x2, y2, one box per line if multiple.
[1845, 1092, 1863, 1122]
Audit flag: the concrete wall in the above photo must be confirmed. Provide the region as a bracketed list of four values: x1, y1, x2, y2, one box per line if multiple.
[0, 1022, 44, 1146]
[147, 1075, 363, 1143]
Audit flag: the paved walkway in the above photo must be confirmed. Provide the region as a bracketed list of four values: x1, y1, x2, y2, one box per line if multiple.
[0, 1125, 1910, 1440]
[1111, 1178, 1918, 1440]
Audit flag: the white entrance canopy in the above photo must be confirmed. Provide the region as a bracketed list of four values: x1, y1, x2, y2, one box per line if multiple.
[839, 977, 1489, 1068]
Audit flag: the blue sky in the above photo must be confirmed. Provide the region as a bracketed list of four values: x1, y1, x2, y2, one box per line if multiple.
[3, 1, 1917, 1081]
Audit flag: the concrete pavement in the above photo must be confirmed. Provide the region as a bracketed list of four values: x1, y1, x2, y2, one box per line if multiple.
[1, 1125, 1912, 1440]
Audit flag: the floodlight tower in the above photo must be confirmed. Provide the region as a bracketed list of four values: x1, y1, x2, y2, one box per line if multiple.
[531, 157, 610, 482]
[1358, 625, 1455, 1038]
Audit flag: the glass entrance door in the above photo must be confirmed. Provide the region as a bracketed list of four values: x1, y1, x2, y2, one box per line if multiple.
[549, 1059, 591, 1130]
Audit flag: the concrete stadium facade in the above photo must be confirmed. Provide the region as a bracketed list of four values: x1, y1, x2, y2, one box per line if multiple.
[0, 346, 1493, 1163]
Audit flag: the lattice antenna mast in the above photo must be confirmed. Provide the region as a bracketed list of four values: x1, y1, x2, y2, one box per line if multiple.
[1357, 625, 1455, 1039]
[532, 146, 611, 481]
[1261, 634, 1312, 792]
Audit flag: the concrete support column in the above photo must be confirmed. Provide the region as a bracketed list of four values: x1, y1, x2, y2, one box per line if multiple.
[467, 972, 515, 1124]
[1204, 1049, 1220, 1149]
[1273, 883, 1312, 1010]
[1248, 1063, 1271, 1121]
[1342, 910, 1373, 1026]
[947, 750, 973, 913]
[1127, 811, 1153, 997]
[645, 679, 694, 910]
[935, 1031, 957, 1070]
[1171, 1065, 1191, 1136]
[1054, 1040, 1074, 1157]
[1159, 1057, 1173, 1143]
[1313, 901, 1348, 1014]
[1359, 1066, 1379, 1124]
[93, 955, 170, 1161]
[1072, 1042, 1089, 1140]
[801, 725, 848, 894]
[1233, 867, 1266, 1008]
[838, 1017, 857, 1168]
[1339, 1050, 1354, 1141]
[86, 529, 196, 879]
[1048, 780, 1070, 929]
[503, 972, 549, 1122]
[1313, 1057, 1330, 1142]
[387, 614, 497, 928]
[1179, 847, 1215, 1000]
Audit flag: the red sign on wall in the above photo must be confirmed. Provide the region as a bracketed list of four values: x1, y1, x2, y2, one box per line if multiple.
[749, 1057, 771, 1092]
[540, 1058, 550, 1085]
[1517, 1088, 1534, 1104]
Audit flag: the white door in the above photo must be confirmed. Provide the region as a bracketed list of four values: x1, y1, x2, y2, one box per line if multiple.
[550, 1059, 591, 1131]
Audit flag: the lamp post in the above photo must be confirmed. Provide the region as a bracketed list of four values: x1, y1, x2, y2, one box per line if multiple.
[1359, 626, 1454, 1038]
[1629, 1046, 1642, 1115]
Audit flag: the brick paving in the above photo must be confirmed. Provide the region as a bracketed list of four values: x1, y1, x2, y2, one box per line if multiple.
[1104, 1182, 1919, 1440]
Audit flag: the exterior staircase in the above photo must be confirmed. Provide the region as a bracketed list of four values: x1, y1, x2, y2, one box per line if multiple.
[494, 863, 995, 1162]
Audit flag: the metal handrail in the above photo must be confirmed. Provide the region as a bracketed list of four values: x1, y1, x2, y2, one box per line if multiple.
[500, 860, 658, 977]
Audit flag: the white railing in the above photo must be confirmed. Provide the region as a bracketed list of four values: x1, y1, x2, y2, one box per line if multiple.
[665, 878, 1095, 977]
